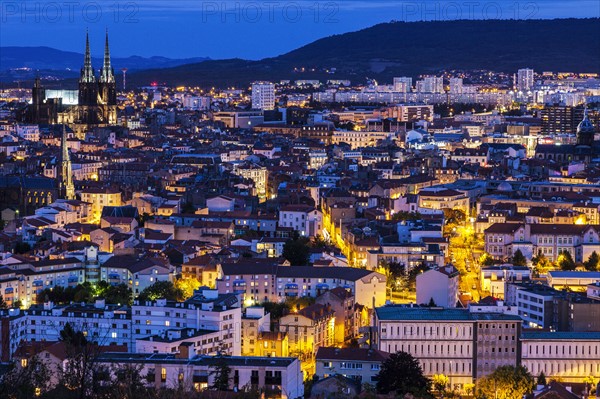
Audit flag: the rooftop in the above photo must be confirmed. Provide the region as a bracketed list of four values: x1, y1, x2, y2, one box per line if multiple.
[375, 306, 522, 321]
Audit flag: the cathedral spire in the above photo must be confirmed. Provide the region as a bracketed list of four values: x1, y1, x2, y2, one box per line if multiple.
[81, 30, 96, 83]
[100, 29, 115, 83]
[60, 125, 75, 200]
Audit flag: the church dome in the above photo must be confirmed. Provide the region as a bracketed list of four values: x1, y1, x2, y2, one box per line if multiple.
[576, 108, 595, 146]
[577, 109, 595, 134]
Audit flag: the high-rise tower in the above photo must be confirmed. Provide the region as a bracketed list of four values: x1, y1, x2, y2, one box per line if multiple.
[60, 125, 75, 200]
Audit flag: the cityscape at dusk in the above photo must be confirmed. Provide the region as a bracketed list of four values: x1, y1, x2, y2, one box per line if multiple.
[0, 3, 600, 399]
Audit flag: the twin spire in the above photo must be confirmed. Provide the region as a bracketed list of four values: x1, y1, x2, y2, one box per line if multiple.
[80, 30, 114, 84]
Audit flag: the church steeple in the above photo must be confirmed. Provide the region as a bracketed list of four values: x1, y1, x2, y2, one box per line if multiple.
[60, 125, 75, 200]
[80, 31, 96, 83]
[100, 29, 115, 83]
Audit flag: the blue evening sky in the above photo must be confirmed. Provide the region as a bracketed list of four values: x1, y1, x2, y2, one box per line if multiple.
[1, 0, 599, 59]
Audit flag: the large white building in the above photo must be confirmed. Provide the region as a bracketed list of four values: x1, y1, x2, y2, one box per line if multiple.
[417, 76, 444, 94]
[95, 351, 304, 398]
[131, 290, 242, 356]
[449, 78, 464, 94]
[251, 81, 275, 110]
[217, 262, 387, 308]
[517, 68, 534, 92]
[0, 289, 242, 361]
[393, 77, 412, 93]
[0, 301, 133, 361]
[521, 331, 600, 383]
[375, 307, 522, 389]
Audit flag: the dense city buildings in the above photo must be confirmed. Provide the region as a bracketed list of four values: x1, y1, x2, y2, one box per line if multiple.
[1, 22, 600, 399]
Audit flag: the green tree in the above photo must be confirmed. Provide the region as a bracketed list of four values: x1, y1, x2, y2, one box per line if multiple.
[511, 249, 527, 267]
[0, 355, 52, 399]
[392, 211, 422, 222]
[58, 322, 104, 399]
[537, 371, 547, 386]
[475, 365, 534, 399]
[443, 208, 466, 226]
[311, 234, 329, 249]
[174, 277, 201, 300]
[557, 250, 576, 271]
[584, 251, 600, 271]
[464, 383, 475, 397]
[60, 322, 88, 348]
[432, 374, 449, 396]
[584, 376, 598, 395]
[428, 297, 437, 307]
[0, 295, 7, 309]
[282, 237, 311, 266]
[108, 363, 151, 399]
[376, 351, 431, 397]
[532, 251, 553, 275]
[138, 281, 182, 302]
[479, 253, 495, 267]
[408, 263, 429, 289]
[181, 202, 196, 214]
[103, 283, 133, 305]
[261, 301, 290, 321]
[13, 242, 31, 254]
[209, 355, 232, 391]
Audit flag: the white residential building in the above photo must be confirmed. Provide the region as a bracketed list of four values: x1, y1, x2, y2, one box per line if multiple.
[517, 68, 534, 92]
[393, 77, 412, 93]
[96, 351, 304, 398]
[251, 81, 275, 110]
[417, 76, 444, 94]
[131, 290, 242, 356]
[278, 205, 323, 237]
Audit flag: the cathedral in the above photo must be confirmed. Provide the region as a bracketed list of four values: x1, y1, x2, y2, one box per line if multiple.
[26, 31, 118, 136]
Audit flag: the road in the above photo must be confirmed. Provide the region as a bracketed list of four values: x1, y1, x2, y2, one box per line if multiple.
[449, 226, 484, 302]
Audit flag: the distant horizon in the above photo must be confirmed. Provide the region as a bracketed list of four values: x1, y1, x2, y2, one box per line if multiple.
[1, 0, 599, 60]
[2, 17, 599, 62]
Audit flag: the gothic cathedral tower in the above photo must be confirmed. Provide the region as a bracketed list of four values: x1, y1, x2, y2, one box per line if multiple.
[98, 30, 118, 124]
[78, 32, 99, 125]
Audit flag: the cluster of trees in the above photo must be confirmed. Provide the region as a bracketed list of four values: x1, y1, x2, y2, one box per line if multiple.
[260, 296, 316, 326]
[476, 365, 534, 399]
[443, 209, 468, 237]
[391, 211, 422, 222]
[375, 352, 536, 399]
[137, 278, 201, 302]
[2, 278, 202, 311]
[379, 260, 429, 293]
[481, 249, 600, 273]
[282, 234, 329, 266]
[37, 282, 132, 306]
[533, 250, 599, 273]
